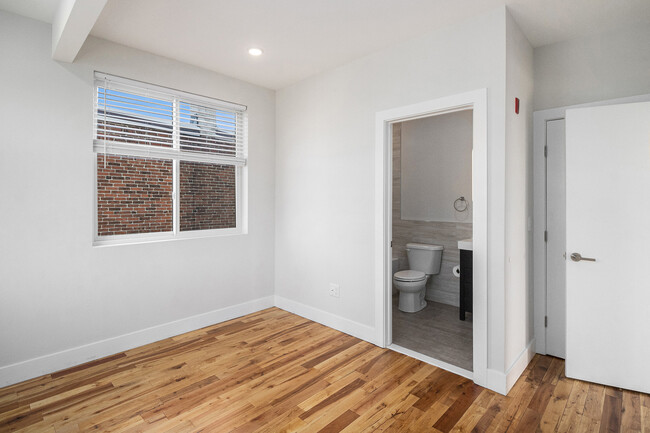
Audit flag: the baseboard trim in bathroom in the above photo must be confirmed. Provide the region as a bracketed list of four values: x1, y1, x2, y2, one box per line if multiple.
[388, 343, 473, 381]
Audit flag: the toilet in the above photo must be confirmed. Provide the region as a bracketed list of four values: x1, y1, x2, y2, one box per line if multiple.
[393, 243, 443, 313]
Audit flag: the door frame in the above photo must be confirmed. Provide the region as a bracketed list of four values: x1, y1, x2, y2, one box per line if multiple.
[533, 93, 650, 356]
[374, 89, 488, 388]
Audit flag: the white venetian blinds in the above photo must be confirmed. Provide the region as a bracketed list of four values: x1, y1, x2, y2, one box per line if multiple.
[93, 72, 247, 166]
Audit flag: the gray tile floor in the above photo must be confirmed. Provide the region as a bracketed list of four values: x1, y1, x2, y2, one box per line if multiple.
[392, 295, 473, 371]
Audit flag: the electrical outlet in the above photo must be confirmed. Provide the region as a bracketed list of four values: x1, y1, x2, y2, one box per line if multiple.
[329, 283, 340, 298]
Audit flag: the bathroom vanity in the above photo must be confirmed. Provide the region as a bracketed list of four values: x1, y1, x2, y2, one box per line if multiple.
[458, 239, 473, 321]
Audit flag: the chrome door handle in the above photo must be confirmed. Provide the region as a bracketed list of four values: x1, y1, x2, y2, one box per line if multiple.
[570, 253, 596, 262]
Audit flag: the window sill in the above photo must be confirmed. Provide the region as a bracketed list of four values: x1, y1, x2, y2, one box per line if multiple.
[93, 228, 245, 247]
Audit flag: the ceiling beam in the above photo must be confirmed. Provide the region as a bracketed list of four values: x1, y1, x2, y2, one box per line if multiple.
[52, 0, 107, 62]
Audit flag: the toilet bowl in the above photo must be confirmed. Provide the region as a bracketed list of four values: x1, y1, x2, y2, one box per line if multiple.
[393, 243, 443, 313]
[393, 270, 428, 312]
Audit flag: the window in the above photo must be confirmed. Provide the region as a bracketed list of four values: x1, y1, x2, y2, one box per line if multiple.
[93, 72, 247, 245]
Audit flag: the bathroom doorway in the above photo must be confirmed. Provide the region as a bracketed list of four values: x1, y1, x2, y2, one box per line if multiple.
[391, 111, 474, 373]
[374, 90, 488, 386]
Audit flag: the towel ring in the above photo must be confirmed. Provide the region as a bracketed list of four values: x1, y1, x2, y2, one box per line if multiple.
[454, 196, 468, 212]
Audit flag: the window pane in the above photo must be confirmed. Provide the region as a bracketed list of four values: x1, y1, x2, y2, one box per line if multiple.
[96, 88, 173, 147]
[97, 154, 173, 236]
[179, 102, 237, 156]
[180, 161, 236, 231]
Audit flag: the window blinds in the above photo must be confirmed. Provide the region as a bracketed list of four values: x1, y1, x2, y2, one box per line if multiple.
[94, 72, 247, 166]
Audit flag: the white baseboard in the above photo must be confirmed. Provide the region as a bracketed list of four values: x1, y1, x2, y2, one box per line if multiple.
[486, 338, 536, 395]
[2, 294, 530, 396]
[505, 338, 536, 393]
[486, 368, 507, 395]
[274, 296, 378, 344]
[0, 296, 275, 388]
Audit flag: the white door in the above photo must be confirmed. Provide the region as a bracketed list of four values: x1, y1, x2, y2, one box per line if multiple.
[546, 119, 566, 358]
[565, 102, 650, 393]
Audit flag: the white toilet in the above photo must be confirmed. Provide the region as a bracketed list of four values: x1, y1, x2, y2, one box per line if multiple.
[393, 243, 443, 313]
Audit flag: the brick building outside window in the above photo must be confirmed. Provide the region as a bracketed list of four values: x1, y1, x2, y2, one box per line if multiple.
[93, 73, 247, 245]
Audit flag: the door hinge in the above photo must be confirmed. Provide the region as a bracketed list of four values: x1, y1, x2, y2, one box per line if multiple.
[390, 241, 393, 248]
[545, 316, 548, 327]
[544, 231, 548, 242]
[544, 146, 548, 157]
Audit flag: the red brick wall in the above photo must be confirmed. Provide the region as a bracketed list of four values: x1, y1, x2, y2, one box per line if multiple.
[96, 119, 238, 237]
[180, 161, 236, 231]
[97, 119, 173, 147]
[96, 154, 173, 236]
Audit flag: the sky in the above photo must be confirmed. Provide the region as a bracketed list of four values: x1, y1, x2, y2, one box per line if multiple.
[97, 87, 237, 133]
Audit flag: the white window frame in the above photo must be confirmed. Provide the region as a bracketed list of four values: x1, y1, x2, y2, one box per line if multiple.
[92, 72, 248, 246]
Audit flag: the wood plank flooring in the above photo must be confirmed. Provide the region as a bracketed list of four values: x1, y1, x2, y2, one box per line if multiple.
[0, 307, 648, 432]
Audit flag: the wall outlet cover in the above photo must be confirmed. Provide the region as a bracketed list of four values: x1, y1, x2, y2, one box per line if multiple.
[329, 283, 340, 298]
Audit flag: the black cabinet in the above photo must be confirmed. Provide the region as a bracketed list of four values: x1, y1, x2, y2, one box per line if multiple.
[459, 249, 473, 321]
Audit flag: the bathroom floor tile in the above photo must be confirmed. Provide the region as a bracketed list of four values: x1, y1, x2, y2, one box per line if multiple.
[392, 296, 473, 371]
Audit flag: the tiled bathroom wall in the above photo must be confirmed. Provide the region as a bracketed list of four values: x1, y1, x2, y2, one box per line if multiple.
[392, 122, 472, 307]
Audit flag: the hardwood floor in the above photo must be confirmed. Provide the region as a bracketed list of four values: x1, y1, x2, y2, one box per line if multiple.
[0, 307, 648, 432]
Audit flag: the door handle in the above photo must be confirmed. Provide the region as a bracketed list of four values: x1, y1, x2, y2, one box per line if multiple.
[570, 253, 596, 262]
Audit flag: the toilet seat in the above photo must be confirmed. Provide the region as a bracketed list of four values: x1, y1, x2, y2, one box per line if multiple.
[393, 270, 426, 282]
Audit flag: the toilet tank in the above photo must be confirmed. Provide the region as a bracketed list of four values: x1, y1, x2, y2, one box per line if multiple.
[406, 243, 443, 275]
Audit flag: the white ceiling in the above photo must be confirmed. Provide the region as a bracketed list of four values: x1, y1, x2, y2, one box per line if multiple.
[1, 0, 649, 89]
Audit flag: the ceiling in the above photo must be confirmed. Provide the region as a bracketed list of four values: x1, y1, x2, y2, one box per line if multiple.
[1, 0, 649, 89]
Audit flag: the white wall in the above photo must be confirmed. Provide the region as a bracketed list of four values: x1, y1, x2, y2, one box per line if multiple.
[534, 23, 650, 110]
[0, 12, 276, 386]
[0, 6, 541, 393]
[504, 10, 535, 389]
[276, 7, 510, 382]
[400, 111, 473, 223]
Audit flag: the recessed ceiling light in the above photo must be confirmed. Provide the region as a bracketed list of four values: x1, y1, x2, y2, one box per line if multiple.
[248, 48, 263, 56]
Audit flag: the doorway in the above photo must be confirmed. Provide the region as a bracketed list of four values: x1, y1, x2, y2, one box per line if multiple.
[390, 112, 474, 373]
[545, 118, 567, 359]
[564, 101, 650, 393]
[533, 93, 650, 359]
[374, 90, 488, 387]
